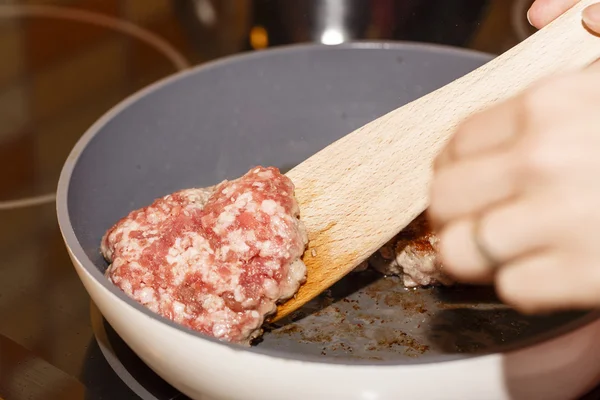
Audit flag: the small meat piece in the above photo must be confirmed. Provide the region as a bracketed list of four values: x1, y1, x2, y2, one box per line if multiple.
[367, 214, 453, 287]
[101, 166, 308, 345]
[353, 261, 370, 272]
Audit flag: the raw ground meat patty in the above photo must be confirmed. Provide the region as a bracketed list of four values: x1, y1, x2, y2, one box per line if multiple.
[101, 166, 308, 344]
[366, 213, 453, 287]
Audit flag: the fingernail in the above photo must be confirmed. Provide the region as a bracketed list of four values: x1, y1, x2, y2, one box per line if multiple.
[583, 3, 600, 27]
[526, 8, 533, 26]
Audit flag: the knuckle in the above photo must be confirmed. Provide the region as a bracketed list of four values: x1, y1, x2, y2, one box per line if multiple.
[495, 268, 535, 312]
[436, 228, 455, 266]
[429, 171, 457, 221]
[520, 75, 576, 121]
[452, 114, 479, 150]
[520, 82, 551, 119]
[516, 139, 559, 178]
[428, 181, 446, 221]
[496, 285, 539, 314]
[436, 226, 465, 277]
[585, 263, 600, 295]
[494, 276, 518, 307]
[437, 223, 492, 282]
[433, 148, 450, 170]
[558, 192, 589, 229]
[519, 86, 544, 118]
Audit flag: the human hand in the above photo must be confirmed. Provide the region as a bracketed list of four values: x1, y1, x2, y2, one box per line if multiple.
[428, 64, 600, 314]
[528, 0, 600, 30]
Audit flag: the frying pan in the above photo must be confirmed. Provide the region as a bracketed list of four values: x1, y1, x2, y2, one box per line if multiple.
[57, 43, 600, 400]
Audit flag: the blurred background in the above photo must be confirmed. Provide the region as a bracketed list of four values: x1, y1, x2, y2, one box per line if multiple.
[0, 0, 535, 205]
[0, 1, 540, 399]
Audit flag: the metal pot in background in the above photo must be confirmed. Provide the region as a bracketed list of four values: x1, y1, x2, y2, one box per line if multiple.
[172, 0, 253, 60]
[173, 0, 491, 59]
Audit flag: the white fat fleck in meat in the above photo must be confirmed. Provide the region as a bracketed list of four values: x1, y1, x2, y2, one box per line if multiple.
[279, 259, 307, 301]
[202, 294, 225, 312]
[260, 199, 278, 215]
[214, 211, 236, 234]
[135, 287, 156, 304]
[172, 301, 185, 314]
[116, 278, 133, 296]
[101, 167, 308, 345]
[221, 185, 233, 196]
[257, 240, 275, 257]
[262, 278, 279, 298]
[212, 322, 229, 338]
[234, 191, 253, 207]
[257, 170, 274, 179]
[233, 285, 246, 303]
[225, 229, 251, 253]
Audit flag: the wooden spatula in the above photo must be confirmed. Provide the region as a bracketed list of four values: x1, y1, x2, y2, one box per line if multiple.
[272, 0, 600, 322]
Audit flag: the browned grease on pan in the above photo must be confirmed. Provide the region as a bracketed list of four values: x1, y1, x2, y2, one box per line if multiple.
[259, 270, 585, 361]
[265, 274, 432, 357]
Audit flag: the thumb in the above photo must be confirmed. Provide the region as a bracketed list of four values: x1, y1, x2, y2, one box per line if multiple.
[527, 0, 579, 29]
[583, 2, 600, 34]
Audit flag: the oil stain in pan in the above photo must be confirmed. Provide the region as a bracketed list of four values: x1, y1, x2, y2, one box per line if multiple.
[258, 270, 586, 361]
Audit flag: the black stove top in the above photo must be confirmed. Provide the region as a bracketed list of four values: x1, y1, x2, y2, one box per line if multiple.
[1, 1, 597, 399]
[90, 303, 186, 400]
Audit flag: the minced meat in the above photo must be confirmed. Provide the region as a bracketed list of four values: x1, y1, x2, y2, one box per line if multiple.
[101, 166, 308, 344]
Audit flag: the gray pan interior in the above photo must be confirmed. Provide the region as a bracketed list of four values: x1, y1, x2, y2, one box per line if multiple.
[58, 42, 597, 364]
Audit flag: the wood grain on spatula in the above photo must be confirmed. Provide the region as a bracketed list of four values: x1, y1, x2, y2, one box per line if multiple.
[271, 0, 600, 322]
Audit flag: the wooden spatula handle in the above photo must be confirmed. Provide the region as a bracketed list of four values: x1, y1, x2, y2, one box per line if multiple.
[274, 0, 600, 321]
